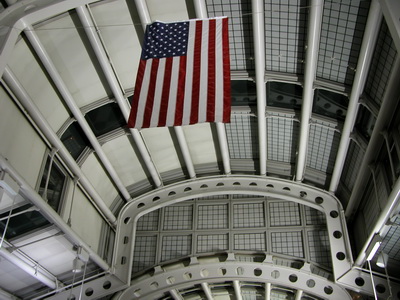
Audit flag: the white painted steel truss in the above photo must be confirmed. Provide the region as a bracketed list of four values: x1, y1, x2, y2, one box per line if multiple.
[46, 176, 400, 299]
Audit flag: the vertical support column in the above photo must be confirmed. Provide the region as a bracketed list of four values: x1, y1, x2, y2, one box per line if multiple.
[295, 0, 323, 182]
[233, 280, 243, 300]
[329, 0, 382, 192]
[265, 282, 271, 300]
[252, 0, 267, 176]
[169, 289, 183, 300]
[201, 282, 214, 300]
[295, 289, 303, 300]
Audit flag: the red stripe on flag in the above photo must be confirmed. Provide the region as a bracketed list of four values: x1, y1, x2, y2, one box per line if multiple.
[128, 59, 146, 128]
[207, 19, 216, 122]
[158, 57, 173, 127]
[142, 59, 160, 128]
[174, 55, 187, 126]
[222, 17, 231, 123]
[190, 20, 203, 125]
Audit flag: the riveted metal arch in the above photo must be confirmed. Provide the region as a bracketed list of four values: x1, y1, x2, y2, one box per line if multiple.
[113, 175, 352, 284]
[118, 258, 352, 300]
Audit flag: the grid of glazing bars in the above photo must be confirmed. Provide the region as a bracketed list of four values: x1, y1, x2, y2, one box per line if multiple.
[381, 216, 400, 259]
[307, 119, 340, 173]
[365, 19, 398, 106]
[340, 140, 365, 193]
[317, 0, 369, 85]
[264, 0, 308, 74]
[206, 0, 254, 71]
[267, 115, 299, 164]
[226, 114, 259, 159]
[133, 197, 332, 274]
[362, 167, 389, 235]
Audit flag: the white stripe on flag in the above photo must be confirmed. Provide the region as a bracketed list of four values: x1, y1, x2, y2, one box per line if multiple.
[182, 20, 197, 126]
[166, 56, 180, 127]
[198, 20, 209, 123]
[135, 59, 153, 128]
[215, 18, 224, 122]
[150, 58, 166, 127]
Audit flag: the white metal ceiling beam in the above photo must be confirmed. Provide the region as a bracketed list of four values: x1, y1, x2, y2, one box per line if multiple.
[265, 282, 271, 300]
[75, 5, 164, 186]
[169, 289, 183, 300]
[295, 0, 323, 182]
[2, 67, 117, 227]
[354, 165, 400, 266]
[0, 287, 19, 300]
[193, 0, 231, 175]
[380, 0, 400, 53]
[251, 0, 267, 176]
[201, 282, 214, 300]
[329, 0, 382, 192]
[233, 280, 243, 300]
[0, 246, 57, 289]
[22, 26, 132, 203]
[346, 56, 400, 218]
[133, 0, 197, 180]
[0, 154, 110, 271]
[295, 289, 303, 300]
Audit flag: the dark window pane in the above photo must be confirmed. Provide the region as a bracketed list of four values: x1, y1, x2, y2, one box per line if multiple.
[85, 102, 126, 136]
[231, 80, 257, 106]
[313, 89, 348, 120]
[355, 105, 376, 141]
[39, 157, 66, 212]
[267, 82, 303, 109]
[0, 205, 49, 239]
[61, 122, 91, 160]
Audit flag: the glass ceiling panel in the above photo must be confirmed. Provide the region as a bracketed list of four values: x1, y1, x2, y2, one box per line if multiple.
[85, 102, 126, 137]
[206, 0, 254, 71]
[312, 89, 348, 120]
[267, 81, 303, 110]
[231, 80, 257, 106]
[364, 20, 398, 106]
[265, 0, 308, 74]
[317, 0, 370, 86]
[61, 121, 91, 160]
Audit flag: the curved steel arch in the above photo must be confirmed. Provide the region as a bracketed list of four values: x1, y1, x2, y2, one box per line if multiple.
[47, 175, 398, 299]
[118, 255, 352, 300]
[114, 175, 352, 283]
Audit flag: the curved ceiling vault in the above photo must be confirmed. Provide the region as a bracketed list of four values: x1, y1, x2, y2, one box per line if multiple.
[1, 0, 400, 299]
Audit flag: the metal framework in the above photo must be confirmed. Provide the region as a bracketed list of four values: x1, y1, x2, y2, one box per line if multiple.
[1, 0, 400, 299]
[45, 176, 399, 299]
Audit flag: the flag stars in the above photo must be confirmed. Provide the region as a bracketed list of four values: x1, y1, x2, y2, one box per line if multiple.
[141, 21, 189, 60]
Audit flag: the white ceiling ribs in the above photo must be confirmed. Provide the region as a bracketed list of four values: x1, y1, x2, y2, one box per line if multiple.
[295, 0, 323, 182]
[251, 0, 267, 176]
[0, 246, 57, 289]
[22, 26, 132, 202]
[75, 5, 163, 187]
[2, 67, 117, 226]
[0, 154, 110, 271]
[346, 55, 400, 218]
[329, 0, 382, 193]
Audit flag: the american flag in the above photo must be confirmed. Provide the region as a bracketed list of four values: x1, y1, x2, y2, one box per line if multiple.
[128, 17, 231, 129]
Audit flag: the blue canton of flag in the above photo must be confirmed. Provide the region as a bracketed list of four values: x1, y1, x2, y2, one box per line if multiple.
[141, 21, 190, 60]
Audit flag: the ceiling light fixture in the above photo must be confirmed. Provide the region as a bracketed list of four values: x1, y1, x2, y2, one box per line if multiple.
[366, 234, 382, 261]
